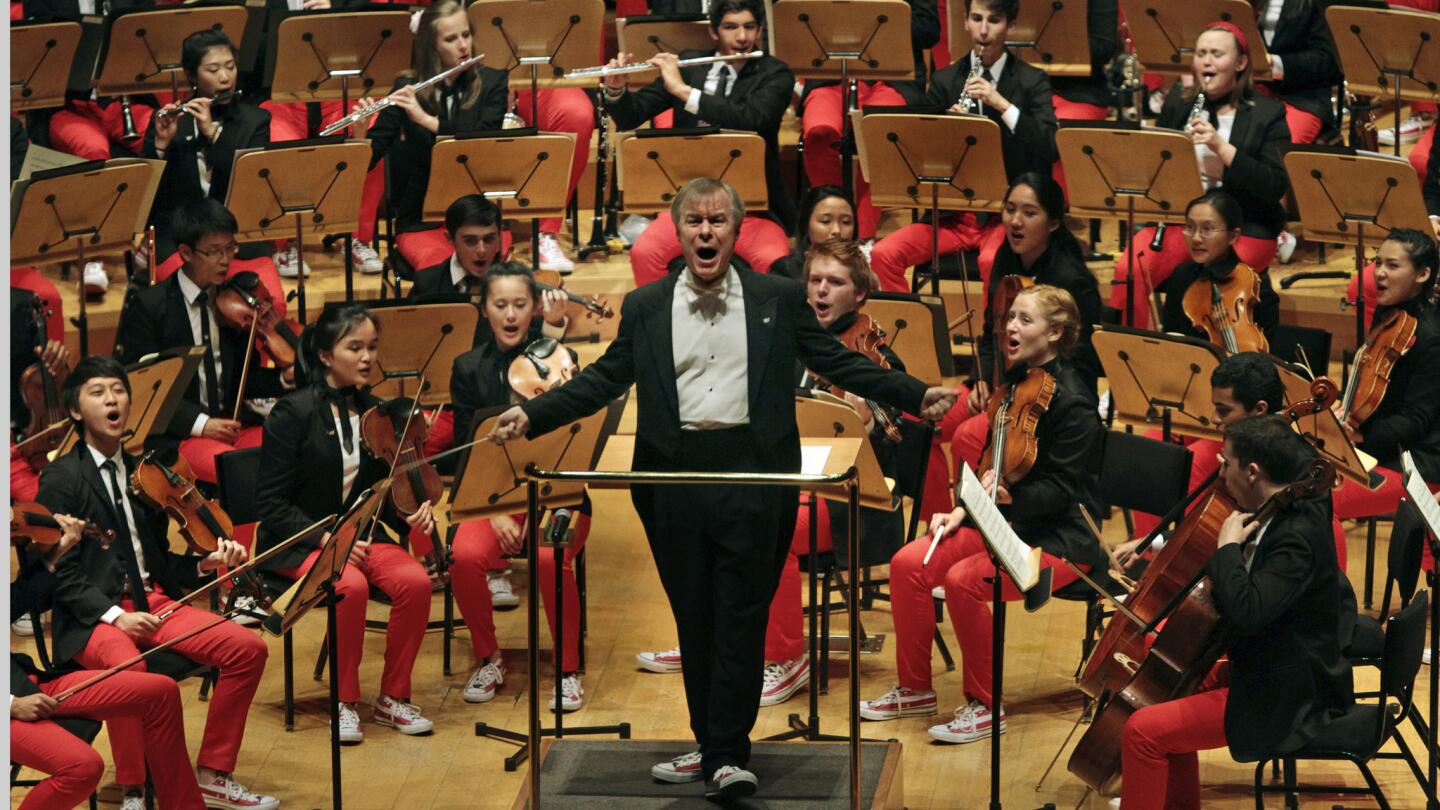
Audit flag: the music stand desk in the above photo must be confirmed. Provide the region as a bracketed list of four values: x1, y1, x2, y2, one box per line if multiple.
[12, 22, 83, 112]
[363, 300, 480, 406]
[616, 131, 769, 215]
[616, 15, 712, 89]
[469, 0, 605, 89]
[422, 133, 578, 225]
[267, 11, 413, 104]
[948, 0, 1091, 76]
[1093, 325, 1225, 442]
[93, 6, 250, 96]
[1119, 0, 1273, 79]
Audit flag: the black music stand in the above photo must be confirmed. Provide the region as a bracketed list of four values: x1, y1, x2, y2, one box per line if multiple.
[1093, 325, 1226, 443]
[1118, 0, 1273, 81]
[1283, 145, 1430, 352]
[1401, 450, 1440, 810]
[224, 140, 372, 322]
[11, 159, 162, 355]
[1327, 6, 1440, 159]
[92, 5, 250, 98]
[771, 0, 914, 198]
[11, 22, 84, 113]
[455, 399, 628, 772]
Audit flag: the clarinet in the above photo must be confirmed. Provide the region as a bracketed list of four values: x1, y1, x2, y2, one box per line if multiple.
[961, 48, 985, 115]
[120, 95, 139, 141]
[1152, 92, 1210, 251]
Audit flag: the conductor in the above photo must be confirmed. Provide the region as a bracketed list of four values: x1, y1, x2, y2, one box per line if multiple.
[490, 178, 956, 800]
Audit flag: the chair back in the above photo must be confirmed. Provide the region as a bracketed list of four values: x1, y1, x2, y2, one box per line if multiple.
[215, 447, 264, 524]
[1270, 324, 1332, 371]
[1099, 431, 1193, 517]
[1381, 589, 1429, 712]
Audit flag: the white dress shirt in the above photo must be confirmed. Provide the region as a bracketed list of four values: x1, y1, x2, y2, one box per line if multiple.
[1196, 112, 1236, 190]
[672, 265, 749, 429]
[685, 61, 739, 120]
[1256, 1, 1286, 79]
[969, 52, 1023, 133]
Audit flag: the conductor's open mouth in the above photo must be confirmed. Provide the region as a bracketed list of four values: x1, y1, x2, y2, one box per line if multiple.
[696, 247, 719, 261]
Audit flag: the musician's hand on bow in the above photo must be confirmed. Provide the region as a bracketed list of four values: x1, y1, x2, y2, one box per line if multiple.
[115, 611, 163, 639]
[967, 381, 992, 416]
[1112, 538, 1143, 569]
[388, 85, 439, 133]
[927, 507, 967, 542]
[37, 340, 70, 381]
[1188, 118, 1236, 164]
[405, 501, 435, 536]
[201, 418, 242, 445]
[11, 693, 57, 722]
[602, 53, 634, 92]
[490, 406, 530, 444]
[541, 289, 568, 328]
[200, 538, 248, 572]
[492, 515, 523, 556]
[1218, 511, 1259, 547]
[962, 74, 1009, 113]
[980, 468, 1012, 504]
[651, 53, 692, 102]
[920, 386, 957, 421]
[44, 514, 87, 568]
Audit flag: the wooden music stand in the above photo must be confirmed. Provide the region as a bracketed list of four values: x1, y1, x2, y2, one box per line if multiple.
[92, 6, 250, 97]
[615, 14, 712, 89]
[1118, 0, 1273, 80]
[948, 0, 1092, 76]
[616, 131, 769, 215]
[11, 159, 163, 355]
[796, 397, 895, 511]
[362, 300, 480, 405]
[857, 112, 1007, 295]
[11, 22, 84, 112]
[1283, 146, 1430, 350]
[864, 292, 957, 385]
[55, 347, 203, 459]
[1327, 6, 1440, 158]
[224, 140, 371, 323]
[1093, 325, 1226, 442]
[469, 0, 605, 94]
[1057, 123, 1203, 328]
[267, 11, 413, 106]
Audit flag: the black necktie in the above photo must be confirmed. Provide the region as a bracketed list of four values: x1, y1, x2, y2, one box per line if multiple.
[102, 459, 150, 613]
[197, 291, 222, 416]
[461, 275, 484, 295]
[321, 385, 358, 455]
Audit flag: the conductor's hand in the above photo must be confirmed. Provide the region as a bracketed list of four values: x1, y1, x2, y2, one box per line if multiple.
[967, 381, 991, 416]
[115, 611, 162, 639]
[491, 515, 523, 556]
[920, 386, 958, 421]
[200, 538, 248, 572]
[405, 501, 435, 536]
[1112, 538, 1143, 569]
[11, 693, 57, 722]
[490, 406, 530, 444]
[651, 53, 692, 102]
[200, 418, 242, 445]
[602, 53, 634, 92]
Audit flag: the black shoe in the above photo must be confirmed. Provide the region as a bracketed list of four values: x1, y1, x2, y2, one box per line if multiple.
[704, 766, 758, 801]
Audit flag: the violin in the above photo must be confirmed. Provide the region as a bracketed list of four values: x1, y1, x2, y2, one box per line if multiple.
[978, 367, 1055, 487]
[803, 313, 904, 444]
[360, 396, 443, 517]
[130, 450, 235, 554]
[1337, 306, 1418, 430]
[533, 269, 614, 322]
[16, 297, 71, 471]
[215, 271, 301, 370]
[10, 501, 114, 550]
[988, 275, 1033, 388]
[1180, 262, 1268, 355]
[507, 336, 578, 400]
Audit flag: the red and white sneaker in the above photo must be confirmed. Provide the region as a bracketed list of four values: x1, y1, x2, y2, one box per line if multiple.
[650, 751, 703, 783]
[465, 658, 506, 703]
[759, 656, 809, 707]
[197, 771, 280, 810]
[548, 673, 584, 713]
[928, 700, 1007, 744]
[859, 685, 938, 721]
[374, 695, 434, 735]
[636, 647, 682, 673]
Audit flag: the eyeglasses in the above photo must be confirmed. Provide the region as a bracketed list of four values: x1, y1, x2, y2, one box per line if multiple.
[192, 242, 241, 259]
[1181, 225, 1229, 240]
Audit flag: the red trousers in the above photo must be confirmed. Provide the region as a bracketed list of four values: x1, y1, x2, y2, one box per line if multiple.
[1107, 225, 1277, 329]
[1255, 84, 1322, 145]
[276, 542, 431, 703]
[1345, 262, 1382, 335]
[395, 227, 514, 274]
[889, 527, 1084, 703]
[74, 590, 267, 777]
[802, 81, 908, 240]
[514, 88, 594, 235]
[179, 424, 264, 485]
[1333, 465, 1405, 520]
[12, 441, 41, 501]
[48, 99, 154, 160]
[630, 213, 790, 286]
[153, 255, 288, 320]
[1410, 125, 1435, 183]
[12, 670, 204, 810]
[11, 267, 65, 341]
[262, 99, 385, 244]
[448, 511, 590, 672]
[1120, 665, 1230, 810]
[765, 495, 834, 663]
[868, 213, 1006, 294]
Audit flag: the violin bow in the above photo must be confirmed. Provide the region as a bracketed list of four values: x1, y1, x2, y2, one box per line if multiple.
[53, 610, 240, 703]
[153, 524, 326, 620]
[232, 292, 262, 421]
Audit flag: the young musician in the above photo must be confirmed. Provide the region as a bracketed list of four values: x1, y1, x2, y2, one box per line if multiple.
[860, 285, 1106, 742]
[489, 178, 954, 798]
[38, 356, 277, 810]
[941, 173, 1101, 473]
[115, 201, 290, 485]
[445, 263, 589, 711]
[255, 303, 437, 744]
[408, 194, 509, 303]
[868, 0, 1059, 293]
[358, 0, 508, 271]
[1156, 190, 1280, 346]
[768, 185, 857, 281]
[1108, 22, 1290, 330]
[1118, 415, 1353, 810]
[600, 0, 796, 284]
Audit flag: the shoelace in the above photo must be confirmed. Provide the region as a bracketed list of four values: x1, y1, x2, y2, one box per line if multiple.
[472, 664, 501, 689]
[561, 676, 581, 699]
[339, 705, 360, 728]
[387, 700, 425, 721]
[762, 664, 784, 686]
[219, 778, 264, 801]
[674, 752, 702, 767]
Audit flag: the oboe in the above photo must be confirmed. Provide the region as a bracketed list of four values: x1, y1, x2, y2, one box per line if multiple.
[1154, 92, 1211, 251]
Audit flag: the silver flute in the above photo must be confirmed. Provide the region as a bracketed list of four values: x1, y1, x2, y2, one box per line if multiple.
[564, 50, 762, 80]
[319, 54, 486, 137]
[961, 48, 985, 115]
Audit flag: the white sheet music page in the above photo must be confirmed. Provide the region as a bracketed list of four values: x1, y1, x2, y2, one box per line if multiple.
[958, 463, 1041, 591]
[1402, 451, 1440, 538]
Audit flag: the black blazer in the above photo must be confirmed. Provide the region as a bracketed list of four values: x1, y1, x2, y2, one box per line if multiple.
[521, 267, 930, 480]
[1048, 0, 1119, 110]
[408, 261, 471, 299]
[254, 383, 408, 572]
[605, 49, 797, 230]
[1258, 0, 1342, 126]
[10, 288, 46, 433]
[1158, 251, 1281, 346]
[1206, 496, 1353, 761]
[925, 50, 1058, 182]
[1156, 88, 1291, 239]
[367, 69, 508, 234]
[37, 443, 200, 663]
[114, 272, 285, 442]
[1357, 298, 1440, 481]
[1425, 129, 1440, 217]
[978, 243, 1102, 392]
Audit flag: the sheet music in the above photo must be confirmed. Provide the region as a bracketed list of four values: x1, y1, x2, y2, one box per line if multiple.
[801, 445, 832, 475]
[1402, 451, 1440, 539]
[957, 463, 1040, 591]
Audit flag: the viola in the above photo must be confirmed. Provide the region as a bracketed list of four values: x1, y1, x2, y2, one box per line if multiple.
[803, 313, 905, 444]
[978, 367, 1055, 487]
[507, 336, 578, 401]
[130, 451, 235, 554]
[215, 271, 301, 369]
[1180, 262, 1269, 355]
[988, 275, 1033, 388]
[16, 298, 71, 471]
[360, 397, 443, 517]
[10, 501, 114, 550]
[533, 268, 614, 322]
[1337, 306, 1418, 430]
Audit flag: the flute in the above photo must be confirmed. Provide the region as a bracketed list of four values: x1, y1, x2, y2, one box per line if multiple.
[564, 50, 763, 80]
[319, 54, 486, 137]
[155, 90, 240, 120]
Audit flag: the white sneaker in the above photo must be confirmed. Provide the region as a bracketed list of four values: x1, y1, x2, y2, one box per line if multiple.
[83, 260, 108, 296]
[759, 657, 809, 707]
[1378, 114, 1432, 146]
[464, 658, 506, 703]
[350, 239, 383, 275]
[374, 694, 433, 735]
[273, 247, 311, 279]
[705, 766, 758, 800]
[120, 792, 146, 810]
[1276, 230, 1298, 265]
[1425, 648, 1432, 666]
[488, 570, 519, 609]
[927, 699, 1007, 744]
[635, 647, 682, 673]
[1097, 389, 1112, 420]
[197, 771, 279, 810]
[11, 615, 34, 637]
[338, 702, 363, 744]
[859, 685, 938, 721]
[548, 673, 583, 713]
[650, 751, 703, 783]
[229, 593, 262, 627]
[858, 238, 875, 262]
[536, 233, 575, 273]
